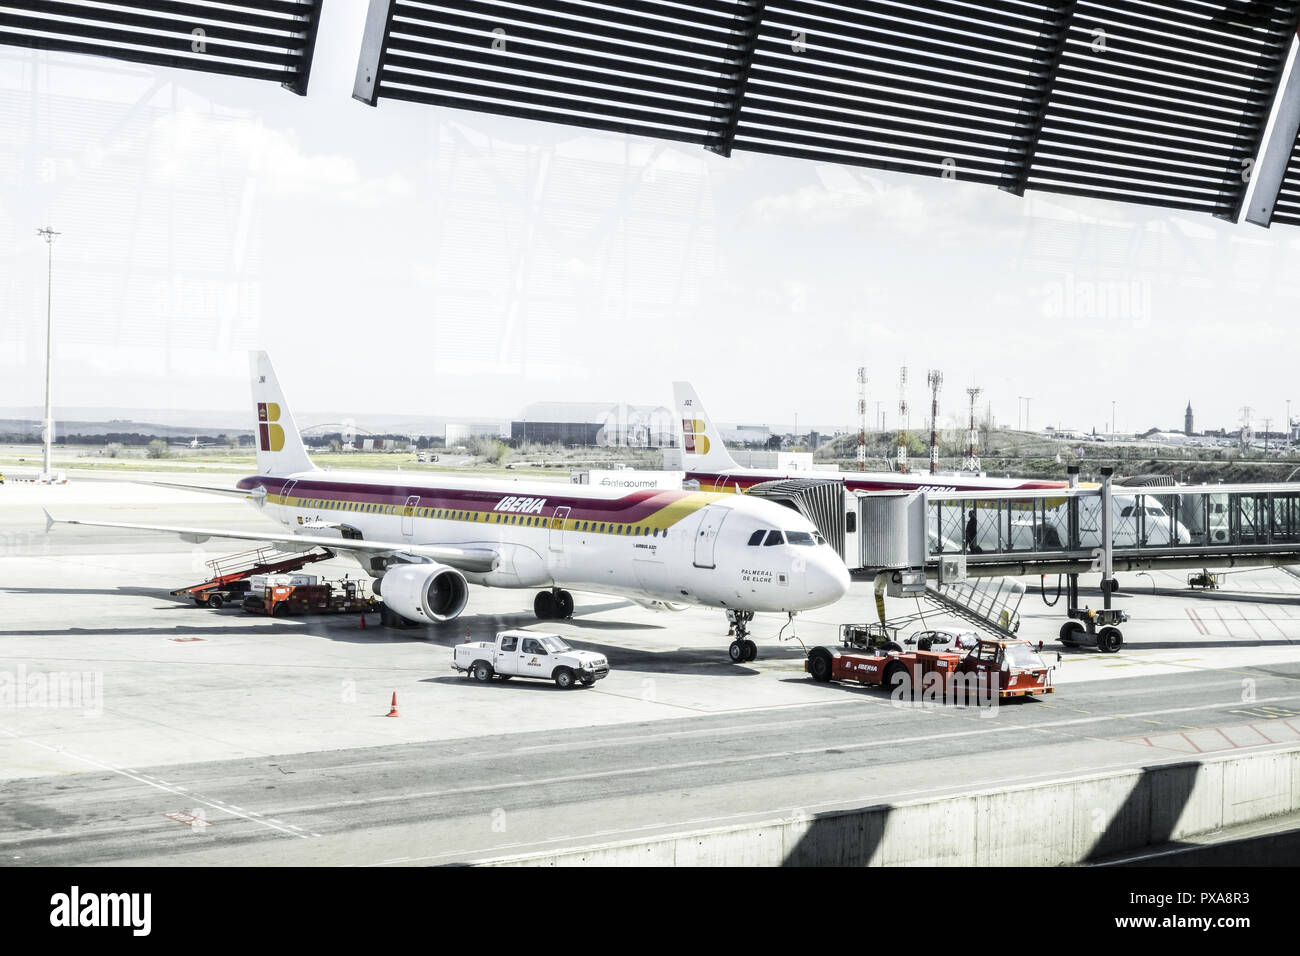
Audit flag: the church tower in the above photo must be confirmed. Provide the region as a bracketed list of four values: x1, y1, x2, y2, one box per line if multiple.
[1185, 401, 1194, 436]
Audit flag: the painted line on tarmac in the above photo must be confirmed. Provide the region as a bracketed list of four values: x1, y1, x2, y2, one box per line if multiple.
[0, 724, 313, 841]
[281, 694, 1300, 819]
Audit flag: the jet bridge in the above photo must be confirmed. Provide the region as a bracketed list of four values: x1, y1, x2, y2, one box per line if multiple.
[748, 469, 1300, 650]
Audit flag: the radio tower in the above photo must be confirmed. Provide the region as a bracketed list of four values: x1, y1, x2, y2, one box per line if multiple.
[856, 367, 867, 470]
[964, 386, 982, 472]
[927, 369, 943, 475]
[896, 366, 909, 474]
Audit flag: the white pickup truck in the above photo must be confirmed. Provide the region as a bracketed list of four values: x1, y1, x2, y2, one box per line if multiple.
[453, 630, 609, 689]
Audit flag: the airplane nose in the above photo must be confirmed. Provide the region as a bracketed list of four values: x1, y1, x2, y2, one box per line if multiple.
[806, 554, 851, 607]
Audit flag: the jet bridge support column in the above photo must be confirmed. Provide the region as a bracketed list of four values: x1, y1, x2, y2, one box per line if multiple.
[1100, 467, 1115, 609]
[1066, 465, 1080, 621]
[1061, 466, 1128, 653]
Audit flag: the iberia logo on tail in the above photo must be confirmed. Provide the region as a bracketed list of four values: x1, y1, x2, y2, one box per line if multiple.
[258, 402, 284, 452]
[681, 418, 710, 455]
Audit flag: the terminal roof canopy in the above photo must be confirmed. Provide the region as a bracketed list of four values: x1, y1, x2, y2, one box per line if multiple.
[353, 0, 1300, 223]
[0, 0, 324, 94]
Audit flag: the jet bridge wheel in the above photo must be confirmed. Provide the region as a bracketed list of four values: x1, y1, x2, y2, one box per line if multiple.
[1098, 626, 1123, 653]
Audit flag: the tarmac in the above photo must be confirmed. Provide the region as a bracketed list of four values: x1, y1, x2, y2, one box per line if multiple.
[2, 475, 1299, 865]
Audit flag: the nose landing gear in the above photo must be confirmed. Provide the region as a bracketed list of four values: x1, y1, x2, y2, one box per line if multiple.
[726, 609, 757, 663]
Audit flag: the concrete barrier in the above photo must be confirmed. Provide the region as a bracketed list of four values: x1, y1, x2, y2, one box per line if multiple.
[473, 745, 1300, 866]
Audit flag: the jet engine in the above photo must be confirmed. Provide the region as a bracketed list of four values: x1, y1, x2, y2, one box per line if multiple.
[375, 563, 469, 623]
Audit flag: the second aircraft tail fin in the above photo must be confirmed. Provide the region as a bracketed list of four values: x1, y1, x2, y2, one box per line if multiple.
[672, 381, 739, 473]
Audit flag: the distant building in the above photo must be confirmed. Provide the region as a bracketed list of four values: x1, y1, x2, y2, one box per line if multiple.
[1185, 401, 1194, 436]
[512, 402, 676, 447]
[721, 424, 772, 446]
[445, 422, 509, 446]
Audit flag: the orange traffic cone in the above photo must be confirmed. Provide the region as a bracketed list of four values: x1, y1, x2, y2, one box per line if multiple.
[359, 611, 367, 629]
[386, 692, 400, 717]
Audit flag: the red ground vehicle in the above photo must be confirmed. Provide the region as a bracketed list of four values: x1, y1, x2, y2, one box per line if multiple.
[805, 637, 1054, 701]
[242, 578, 378, 617]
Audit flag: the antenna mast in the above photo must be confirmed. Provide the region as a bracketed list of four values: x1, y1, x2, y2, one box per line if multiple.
[856, 367, 867, 471]
[927, 369, 943, 475]
[896, 366, 909, 474]
[964, 386, 982, 473]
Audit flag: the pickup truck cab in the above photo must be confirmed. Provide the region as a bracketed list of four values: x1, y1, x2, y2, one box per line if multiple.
[454, 630, 609, 689]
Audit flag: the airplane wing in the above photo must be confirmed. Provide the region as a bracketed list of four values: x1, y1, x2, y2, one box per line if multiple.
[133, 479, 265, 500]
[43, 511, 498, 574]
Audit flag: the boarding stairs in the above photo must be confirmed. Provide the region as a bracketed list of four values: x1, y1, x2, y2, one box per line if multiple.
[922, 578, 1024, 640]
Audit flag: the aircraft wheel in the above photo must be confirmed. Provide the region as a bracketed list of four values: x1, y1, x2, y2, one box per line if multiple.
[534, 591, 557, 620]
[728, 640, 745, 663]
[742, 639, 757, 662]
[555, 590, 574, 619]
[1060, 621, 1084, 646]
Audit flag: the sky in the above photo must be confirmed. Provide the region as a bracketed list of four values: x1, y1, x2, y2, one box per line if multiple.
[2, 3, 1299, 438]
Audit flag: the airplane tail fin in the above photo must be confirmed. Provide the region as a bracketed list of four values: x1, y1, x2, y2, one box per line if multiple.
[250, 351, 315, 477]
[673, 382, 739, 473]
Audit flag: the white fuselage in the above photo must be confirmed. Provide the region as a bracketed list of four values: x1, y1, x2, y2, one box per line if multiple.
[239, 470, 850, 614]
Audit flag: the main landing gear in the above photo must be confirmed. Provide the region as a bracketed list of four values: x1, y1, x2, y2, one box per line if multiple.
[534, 588, 574, 620]
[727, 609, 757, 663]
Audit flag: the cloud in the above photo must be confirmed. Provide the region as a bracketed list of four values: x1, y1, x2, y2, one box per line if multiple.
[147, 111, 413, 207]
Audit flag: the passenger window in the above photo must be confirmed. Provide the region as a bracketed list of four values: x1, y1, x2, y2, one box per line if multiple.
[748, 530, 765, 546]
[764, 530, 784, 546]
[499, 636, 518, 652]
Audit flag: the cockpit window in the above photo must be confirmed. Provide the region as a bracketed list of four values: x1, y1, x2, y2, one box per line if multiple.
[747, 530, 766, 546]
[813, 532, 826, 546]
[764, 530, 785, 546]
[786, 531, 816, 546]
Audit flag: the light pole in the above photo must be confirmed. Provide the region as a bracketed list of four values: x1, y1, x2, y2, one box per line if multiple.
[1017, 395, 1025, 432]
[37, 227, 61, 481]
[1287, 399, 1292, 454]
[1111, 400, 1116, 436]
[1024, 396, 1031, 433]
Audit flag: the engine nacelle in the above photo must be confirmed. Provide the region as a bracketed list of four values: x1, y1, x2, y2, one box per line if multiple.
[377, 563, 469, 623]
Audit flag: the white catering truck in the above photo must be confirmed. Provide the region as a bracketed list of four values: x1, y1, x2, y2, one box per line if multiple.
[453, 630, 610, 688]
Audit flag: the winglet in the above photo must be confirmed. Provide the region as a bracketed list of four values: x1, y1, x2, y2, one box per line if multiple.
[43, 508, 56, 534]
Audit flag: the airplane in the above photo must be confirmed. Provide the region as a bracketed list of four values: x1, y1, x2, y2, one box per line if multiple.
[47, 353, 851, 664]
[673, 382, 1070, 494]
